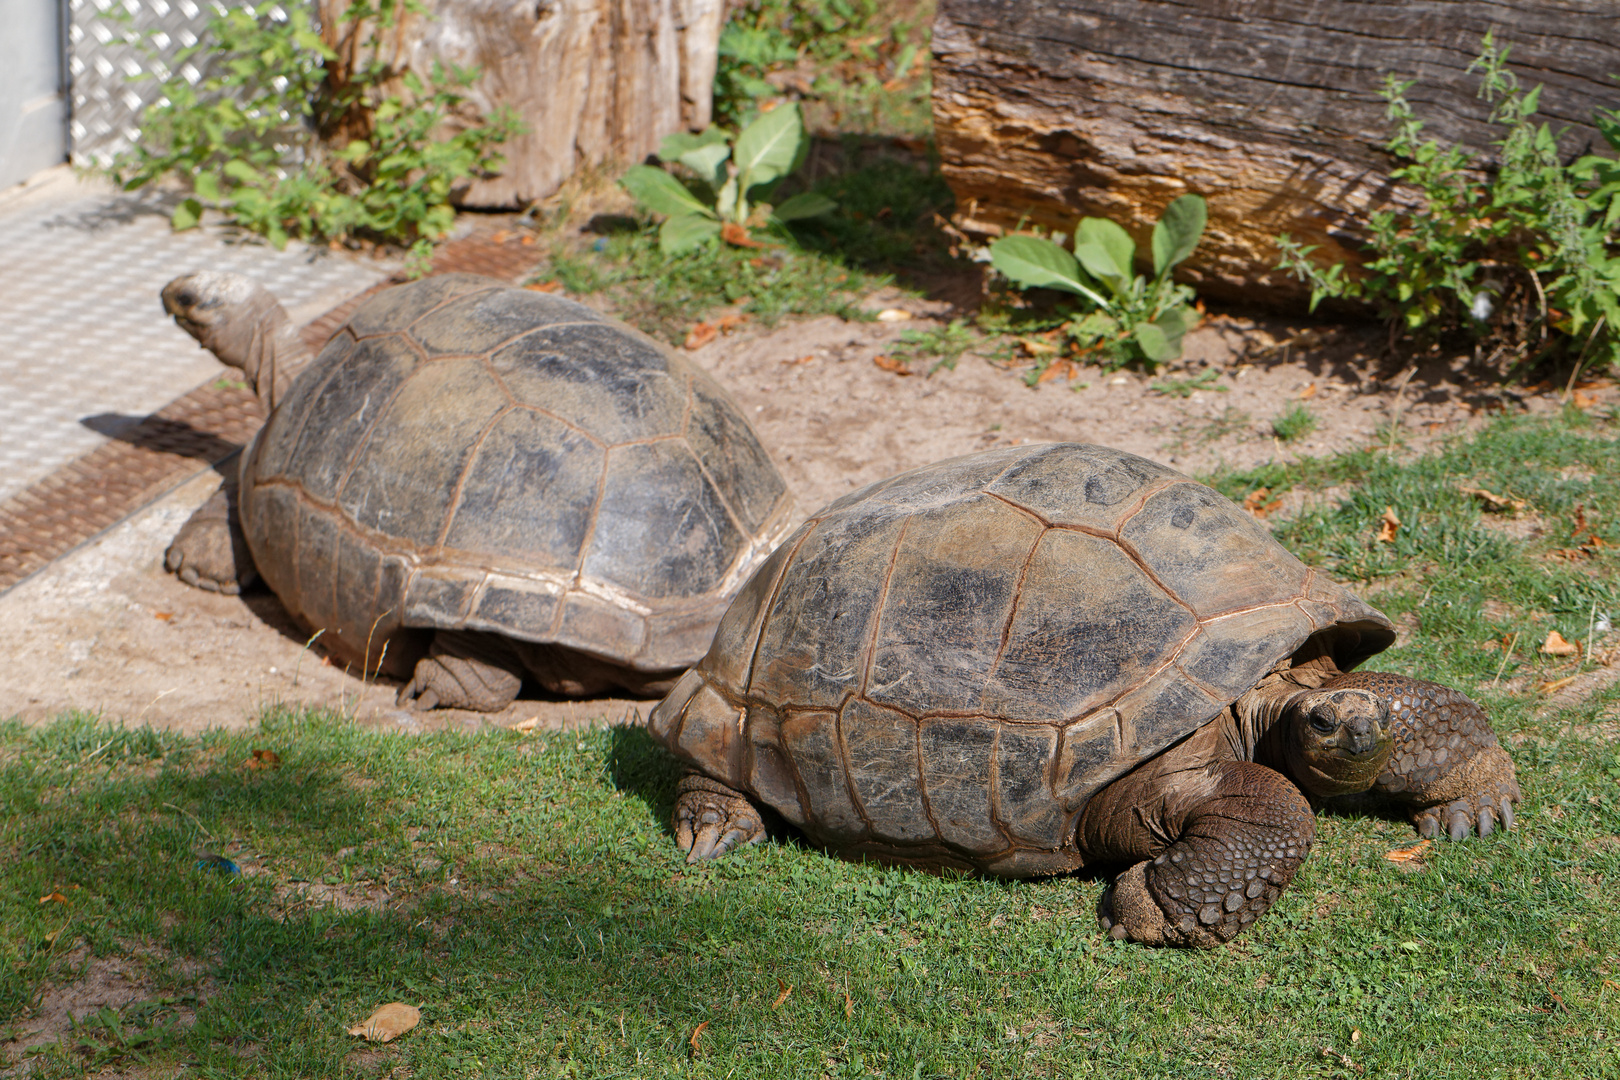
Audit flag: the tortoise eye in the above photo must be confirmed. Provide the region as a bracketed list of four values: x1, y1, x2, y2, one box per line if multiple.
[1308, 709, 1337, 735]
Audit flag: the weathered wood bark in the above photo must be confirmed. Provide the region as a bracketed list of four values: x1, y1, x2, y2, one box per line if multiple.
[321, 0, 727, 208]
[932, 1, 1620, 306]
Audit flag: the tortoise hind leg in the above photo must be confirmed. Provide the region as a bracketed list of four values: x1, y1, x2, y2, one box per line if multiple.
[1078, 728, 1316, 947]
[398, 630, 523, 712]
[674, 775, 766, 863]
[166, 480, 257, 593]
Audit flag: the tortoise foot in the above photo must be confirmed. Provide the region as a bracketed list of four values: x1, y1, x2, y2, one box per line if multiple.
[398, 634, 522, 712]
[1411, 746, 1521, 841]
[674, 775, 764, 864]
[165, 486, 256, 594]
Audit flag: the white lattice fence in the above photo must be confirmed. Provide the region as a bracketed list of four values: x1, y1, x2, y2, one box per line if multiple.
[67, 0, 295, 166]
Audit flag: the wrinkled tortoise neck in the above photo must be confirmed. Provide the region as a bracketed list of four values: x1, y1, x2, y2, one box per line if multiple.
[195, 289, 312, 413]
[1230, 656, 1345, 759]
[234, 297, 311, 414]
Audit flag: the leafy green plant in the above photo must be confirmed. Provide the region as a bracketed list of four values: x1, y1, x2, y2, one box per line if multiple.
[619, 104, 835, 255]
[107, 0, 519, 254]
[1150, 367, 1229, 399]
[890, 319, 977, 373]
[1271, 402, 1319, 442]
[714, 0, 884, 124]
[988, 194, 1208, 370]
[1277, 33, 1620, 374]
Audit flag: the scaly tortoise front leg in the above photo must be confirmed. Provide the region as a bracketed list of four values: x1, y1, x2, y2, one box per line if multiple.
[1079, 726, 1317, 948]
[1322, 672, 1520, 840]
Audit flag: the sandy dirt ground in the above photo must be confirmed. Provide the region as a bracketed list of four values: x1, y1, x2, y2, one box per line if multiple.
[0, 290, 1599, 736]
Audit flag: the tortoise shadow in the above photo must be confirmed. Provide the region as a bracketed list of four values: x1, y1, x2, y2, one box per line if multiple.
[80, 413, 243, 475]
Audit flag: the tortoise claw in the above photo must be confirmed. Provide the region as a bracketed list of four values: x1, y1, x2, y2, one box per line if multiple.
[673, 776, 764, 864]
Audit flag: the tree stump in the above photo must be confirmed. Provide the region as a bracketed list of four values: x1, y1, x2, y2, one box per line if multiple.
[931, 1, 1620, 306]
[321, 0, 728, 209]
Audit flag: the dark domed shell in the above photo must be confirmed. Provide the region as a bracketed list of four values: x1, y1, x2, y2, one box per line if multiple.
[650, 443, 1393, 875]
[238, 274, 793, 675]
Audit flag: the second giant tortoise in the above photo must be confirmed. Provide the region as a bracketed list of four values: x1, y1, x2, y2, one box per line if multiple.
[650, 444, 1521, 947]
[162, 272, 794, 710]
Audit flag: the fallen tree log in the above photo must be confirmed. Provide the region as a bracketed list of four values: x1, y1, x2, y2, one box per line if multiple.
[321, 0, 728, 209]
[931, 1, 1620, 306]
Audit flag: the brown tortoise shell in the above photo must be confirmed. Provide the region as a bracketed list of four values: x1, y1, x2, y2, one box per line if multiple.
[236, 274, 794, 678]
[649, 443, 1394, 876]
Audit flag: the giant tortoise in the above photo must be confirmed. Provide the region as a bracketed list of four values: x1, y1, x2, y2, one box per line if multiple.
[649, 443, 1520, 947]
[161, 272, 793, 710]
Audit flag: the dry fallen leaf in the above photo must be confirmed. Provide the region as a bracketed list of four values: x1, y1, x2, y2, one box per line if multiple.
[348, 1002, 420, 1043]
[510, 716, 540, 732]
[1299, 383, 1318, 399]
[1573, 390, 1598, 410]
[1540, 674, 1581, 694]
[38, 892, 68, 905]
[1375, 506, 1400, 543]
[690, 1020, 710, 1053]
[1037, 360, 1077, 384]
[843, 992, 854, 1019]
[1459, 485, 1527, 514]
[244, 749, 281, 771]
[1243, 487, 1282, 519]
[872, 354, 913, 376]
[720, 222, 762, 248]
[1385, 840, 1432, 865]
[525, 280, 563, 293]
[781, 354, 817, 365]
[1018, 336, 1058, 357]
[153, 611, 174, 622]
[876, 308, 913, 322]
[1541, 630, 1581, 657]
[771, 978, 793, 1009]
[714, 313, 746, 332]
[685, 322, 719, 350]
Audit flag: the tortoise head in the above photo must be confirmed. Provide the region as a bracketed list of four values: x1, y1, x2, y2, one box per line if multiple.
[161, 272, 279, 372]
[1280, 686, 1393, 797]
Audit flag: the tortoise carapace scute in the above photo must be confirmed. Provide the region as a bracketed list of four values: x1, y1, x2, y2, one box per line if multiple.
[649, 443, 1395, 874]
[237, 274, 793, 682]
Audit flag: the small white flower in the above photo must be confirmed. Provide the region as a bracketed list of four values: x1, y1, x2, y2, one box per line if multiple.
[1470, 291, 1494, 321]
[1598, 613, 1613, 634]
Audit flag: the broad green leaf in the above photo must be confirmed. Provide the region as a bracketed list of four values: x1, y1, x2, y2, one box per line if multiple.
[679, 142, 732, 189]
[716, 176, 739, 222]
[733, 103, 805, 192]
[222, 158, 264, 186]
[192, 170, 221, 203]
[620, 165, 713, 219]
[660, 213, 721, 255]
[771, 191, 837, 221]
[1132, 322, 1174, 362]
[1134, 304, 1197, 363]
[659, 126, 730, 162]
[989, 235, 1110, 308]
[171, 198, 202, 231]
[1151, 194, 1208, 275]
[1075, 217, 1135, 282]
[1154, 304, 1197, 341]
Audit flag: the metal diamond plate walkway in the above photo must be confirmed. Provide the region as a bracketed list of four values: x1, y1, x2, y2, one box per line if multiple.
[0, 168, 545, 594]
[0, 169, 395, 503]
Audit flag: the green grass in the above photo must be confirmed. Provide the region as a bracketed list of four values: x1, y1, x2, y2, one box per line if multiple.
[7, 410, 1620, 1077]
[1272, 402, 1320, 442]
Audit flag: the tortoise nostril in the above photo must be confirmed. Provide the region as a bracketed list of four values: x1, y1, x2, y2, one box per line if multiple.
[177, 291, 197, 307]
